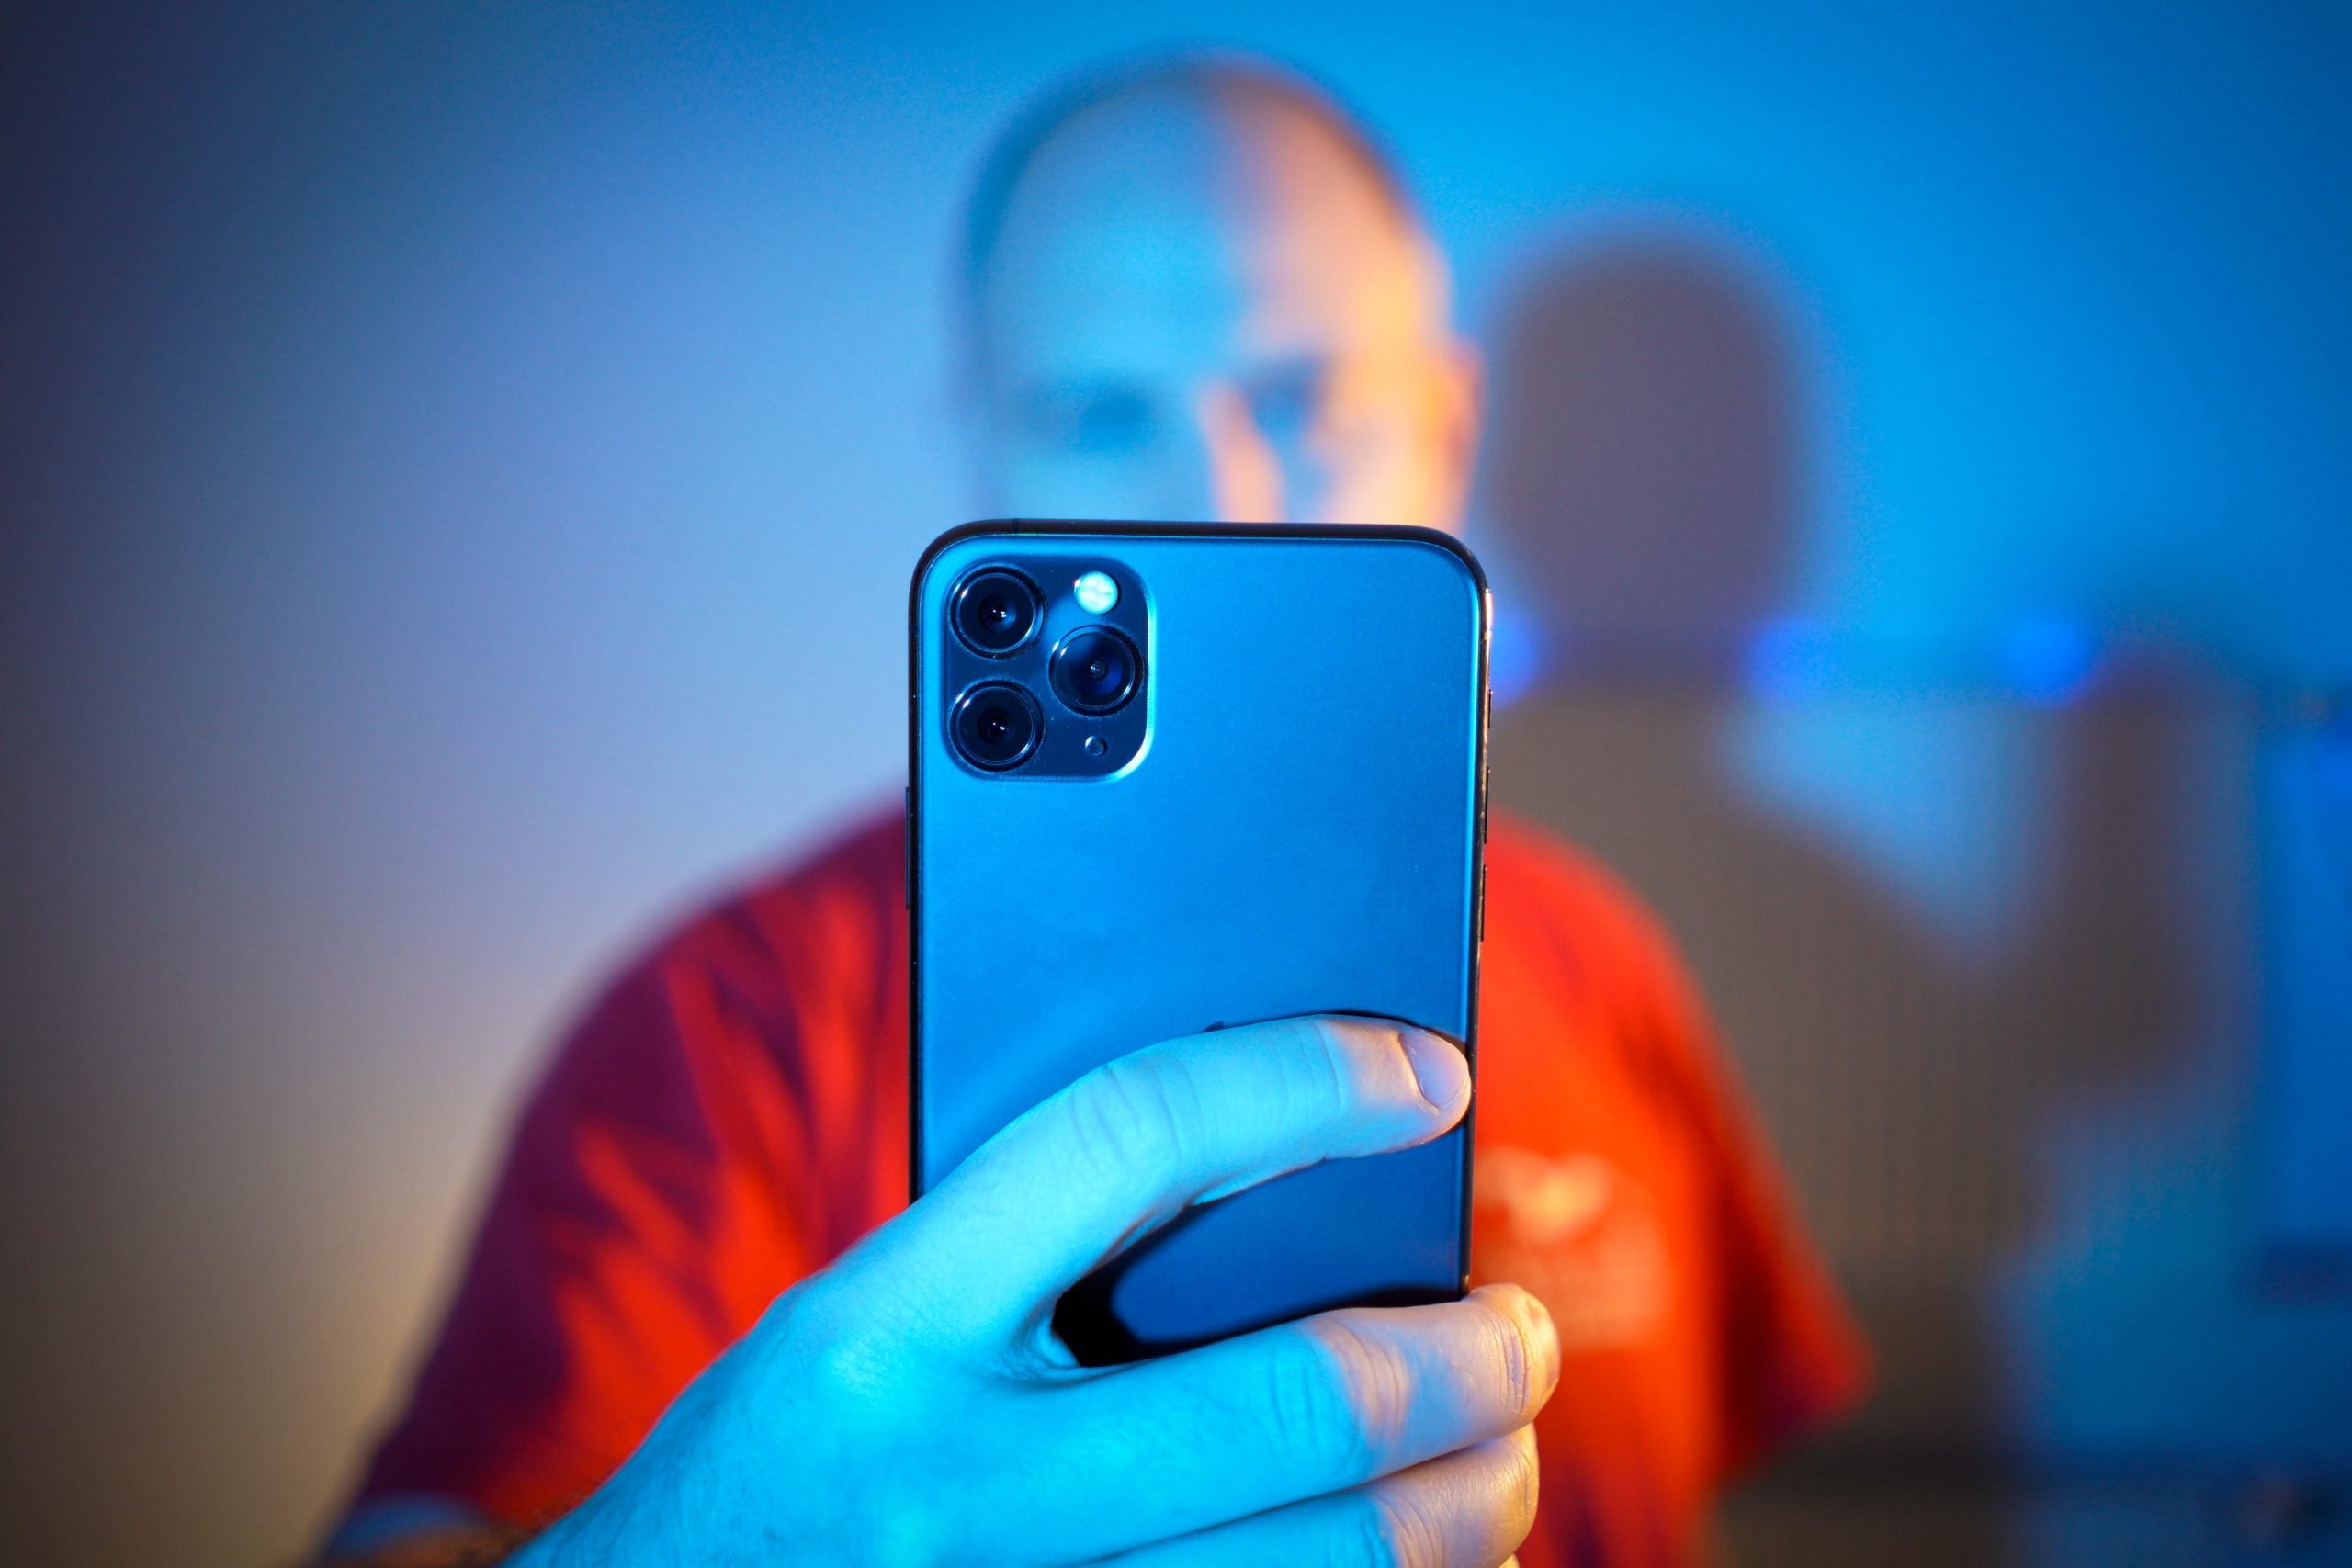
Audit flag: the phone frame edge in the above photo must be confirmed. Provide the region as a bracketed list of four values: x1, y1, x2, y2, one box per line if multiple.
[906, 517, 1492, 1303]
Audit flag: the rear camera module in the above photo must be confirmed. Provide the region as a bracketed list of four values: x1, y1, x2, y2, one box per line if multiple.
[951, 567, 1041, 656]
[950, 682, 1043, 771]
[1049, 626, 1142, 716]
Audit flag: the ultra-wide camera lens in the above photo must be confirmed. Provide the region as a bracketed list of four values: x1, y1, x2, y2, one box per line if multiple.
[1049, 626, 1141, 716]
[951, 567, 1040, 656]
[950, 682, 1042, 770]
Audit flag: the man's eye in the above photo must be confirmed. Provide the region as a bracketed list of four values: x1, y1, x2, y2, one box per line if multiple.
[1025, 389, 1155, 453]
[1245, 368, 1324, 446]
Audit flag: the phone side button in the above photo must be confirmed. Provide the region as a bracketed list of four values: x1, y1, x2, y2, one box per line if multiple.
[902, 787, 912, 908]
[1476, 863, 1487, 942]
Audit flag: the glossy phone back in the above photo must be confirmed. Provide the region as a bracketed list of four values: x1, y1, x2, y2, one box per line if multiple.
[910, 521, 1488, 1362]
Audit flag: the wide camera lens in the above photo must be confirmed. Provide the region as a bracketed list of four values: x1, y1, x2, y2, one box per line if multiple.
[951, 567, 1040, 656]
[950, 682, 1042, 771]
[1049, 626, 1142, 716]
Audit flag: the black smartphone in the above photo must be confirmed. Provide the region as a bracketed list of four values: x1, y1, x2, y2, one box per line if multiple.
[910, 520, 1489, 1363]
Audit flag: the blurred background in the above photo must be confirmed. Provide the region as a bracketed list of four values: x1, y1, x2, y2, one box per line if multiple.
[2, 2, 2346, 1562]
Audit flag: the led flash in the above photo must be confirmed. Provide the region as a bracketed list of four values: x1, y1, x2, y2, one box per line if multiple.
[1073, 570, 1119, 615]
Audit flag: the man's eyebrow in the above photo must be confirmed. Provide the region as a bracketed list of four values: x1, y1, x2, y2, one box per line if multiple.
[1003, 351, 1346, 406]
[1241, 353, 1333, 382]
[1012, 375, 1146, 402]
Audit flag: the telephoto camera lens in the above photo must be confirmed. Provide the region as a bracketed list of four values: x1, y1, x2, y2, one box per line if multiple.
[1049, 626, 1142, 716]
[951, 568, 1041, 656]
[950, 682, 1043, 770]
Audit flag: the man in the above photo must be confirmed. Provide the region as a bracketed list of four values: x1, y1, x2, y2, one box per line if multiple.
[324, 56, 1864, 1567]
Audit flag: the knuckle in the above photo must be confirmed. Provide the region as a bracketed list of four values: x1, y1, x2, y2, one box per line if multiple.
[1329, 1491, 1408, 1568]
[752, 1277, 829, 1363]
[1503, 1427, 1542, 1525]
[789, 1314, 884, 1403]
[1272, 1317, 1403, 1482]
[1359, 1486, 1444, 1568]
[1269, 1014, 1355, 1106]
[764, 1276, 895, 1404]
[1233, 1015, 1365, 1145]
[1062, 1054, 1192, 1193]
[1477, 1293, 1536, 1419]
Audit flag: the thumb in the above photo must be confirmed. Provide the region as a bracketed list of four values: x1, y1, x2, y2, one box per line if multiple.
[854, 1014, 1467, 1351]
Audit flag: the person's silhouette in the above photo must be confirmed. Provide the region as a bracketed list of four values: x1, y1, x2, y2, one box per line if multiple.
[1484, 233, 2190, 1564]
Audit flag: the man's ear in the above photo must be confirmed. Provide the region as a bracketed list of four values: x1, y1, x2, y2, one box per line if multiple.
[1429, 333, 1486, 533]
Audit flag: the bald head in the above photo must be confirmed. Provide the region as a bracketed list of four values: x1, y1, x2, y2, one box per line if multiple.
[962, 61, 1420, 308]
[957, 57, 1480, 531]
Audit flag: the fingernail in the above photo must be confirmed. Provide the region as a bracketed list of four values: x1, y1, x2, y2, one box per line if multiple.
[1400, 1028, 1469, 1111]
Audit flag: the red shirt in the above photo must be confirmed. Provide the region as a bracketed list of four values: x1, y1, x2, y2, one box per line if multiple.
[349, 807, 1865, 1565]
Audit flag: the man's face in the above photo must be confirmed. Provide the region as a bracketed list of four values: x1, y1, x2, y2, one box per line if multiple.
[964, 94, 1480, 532]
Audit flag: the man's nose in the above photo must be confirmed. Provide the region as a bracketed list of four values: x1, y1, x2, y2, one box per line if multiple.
[1192, 383, 1285, 524]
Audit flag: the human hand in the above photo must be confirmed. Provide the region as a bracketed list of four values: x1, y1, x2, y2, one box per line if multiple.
[518, 1014, 1555, 1566]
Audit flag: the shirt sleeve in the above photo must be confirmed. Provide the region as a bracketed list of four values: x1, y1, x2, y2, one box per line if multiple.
[341, 916, 832, 1529]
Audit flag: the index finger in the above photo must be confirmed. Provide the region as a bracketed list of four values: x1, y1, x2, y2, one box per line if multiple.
[870, 1014, 1468, 1348]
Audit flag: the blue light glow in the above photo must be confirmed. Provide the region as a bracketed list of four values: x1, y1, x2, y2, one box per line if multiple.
[1741, 616, 1836, 701]
[1997, 616, 2099, 706]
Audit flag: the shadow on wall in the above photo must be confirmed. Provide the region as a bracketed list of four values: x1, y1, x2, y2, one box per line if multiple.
[1482, 238, 1802, 660]
[1478, 234, 2207, 1566]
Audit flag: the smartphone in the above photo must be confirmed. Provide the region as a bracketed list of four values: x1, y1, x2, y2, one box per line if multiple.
[910, 520, 1488, 1364]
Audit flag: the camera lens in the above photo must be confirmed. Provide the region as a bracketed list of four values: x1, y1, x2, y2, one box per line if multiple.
[951, 567, 1041, 656]
[1049, 626, 1142, 716]
[950, 682, 1042, 770]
